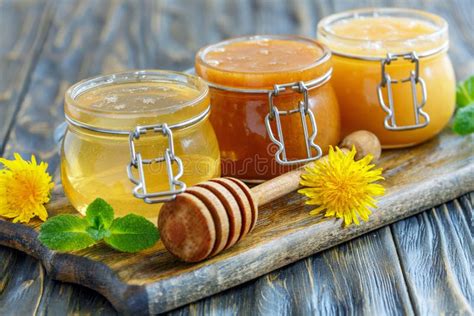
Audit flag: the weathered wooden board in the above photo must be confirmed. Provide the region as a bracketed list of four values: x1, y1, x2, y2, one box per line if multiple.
[3, 195, 471, 316]
[0, 128, 472, 314]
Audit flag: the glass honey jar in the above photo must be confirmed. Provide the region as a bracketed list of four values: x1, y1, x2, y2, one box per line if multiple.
[195, 35, 341, 181]
[61, 70, 220, 220]
[318, 8, 455, 148]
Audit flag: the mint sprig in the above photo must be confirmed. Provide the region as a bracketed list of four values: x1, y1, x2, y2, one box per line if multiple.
[453, 104, 474, 135]
[456, 76, 474, 108]
[39, 198, 159, 253]
[105, 214, 158, 252]
[86, 198, 114, 229]
[38, 215, 96, 251]
[453, 75, 474, 135]
[85, 198, 114, 241]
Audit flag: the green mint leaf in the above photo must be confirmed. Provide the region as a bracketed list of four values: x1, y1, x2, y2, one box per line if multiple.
[456, 76, 474, 108]
[104, 214, 159, 253]
[86, 198, 114, 230]
[453, 103, 474, 135]
[39, 215, 96, 251]
[86, 226, 111, 241]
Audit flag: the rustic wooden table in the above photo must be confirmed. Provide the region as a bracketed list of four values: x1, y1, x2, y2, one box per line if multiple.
[0, 0, 472, 315]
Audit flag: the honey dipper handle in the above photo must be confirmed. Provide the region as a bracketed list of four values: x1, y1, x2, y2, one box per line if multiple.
[250, 131, 381, 206]
[250, 167, 305, 206]
[250, 150, 346, 206]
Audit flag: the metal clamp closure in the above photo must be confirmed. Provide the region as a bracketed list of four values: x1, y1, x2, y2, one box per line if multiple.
[377, 52, 429, 131]
[127, 123, 186, 204]
[202, 69, 331, 166]
[265, 81, 322, 165]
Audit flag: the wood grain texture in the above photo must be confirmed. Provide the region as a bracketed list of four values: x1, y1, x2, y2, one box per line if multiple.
[167, 194, 473, 316]
[0, 0, 154, 314]
[0, 246, 43, 315]
[0, 128, 472, 314]
[257, 227, 414, 315]
[171, 227, 415, 316]
[0, 0, 51, 154]
[0, 246, 117, 315]
[391, 194, 474, 315]
[0, 0, 473, 315]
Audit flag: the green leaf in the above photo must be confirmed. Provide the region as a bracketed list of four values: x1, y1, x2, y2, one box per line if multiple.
[39, 199, 158, 254]
[456, 76, 474, 108]
[85, 198, 114, 230]
[86, 226, 111, 241]
[39, 215, 96, 251]
[453, 103, 474, 135]
[104, 214, 159, 253]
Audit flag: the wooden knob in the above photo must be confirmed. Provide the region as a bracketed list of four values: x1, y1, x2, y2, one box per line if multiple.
[158, 130, 381, 262]
[185, 186, 229, 256]
[158, 193, 216, 262]
[158, 178, 256, 262]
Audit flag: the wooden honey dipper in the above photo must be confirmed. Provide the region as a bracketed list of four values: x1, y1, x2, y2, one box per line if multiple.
[158, 131, 381, 262]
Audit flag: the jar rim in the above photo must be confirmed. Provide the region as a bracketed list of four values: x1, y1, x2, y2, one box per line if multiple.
[317, 8, 448, 58]
[65, 70, 209, 120]
[196, 35, 331, 75]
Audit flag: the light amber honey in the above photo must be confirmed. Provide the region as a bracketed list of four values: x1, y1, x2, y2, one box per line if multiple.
[62, 71, 220, 220]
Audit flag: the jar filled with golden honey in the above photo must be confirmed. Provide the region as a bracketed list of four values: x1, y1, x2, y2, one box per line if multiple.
[62, 70, 220, 220]
[318, 8, 455, 148]
[195, 35, 341, 181]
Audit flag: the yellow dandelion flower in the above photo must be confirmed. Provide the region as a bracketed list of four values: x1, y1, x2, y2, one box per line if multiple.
[298, 146, 385, 226]
[0, 153, 54, 223]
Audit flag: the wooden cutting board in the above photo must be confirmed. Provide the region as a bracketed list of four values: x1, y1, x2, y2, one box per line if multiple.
[0, 129, 472, 314]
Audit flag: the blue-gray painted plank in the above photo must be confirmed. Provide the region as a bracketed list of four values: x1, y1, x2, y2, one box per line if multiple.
[391, 195, 473, 315]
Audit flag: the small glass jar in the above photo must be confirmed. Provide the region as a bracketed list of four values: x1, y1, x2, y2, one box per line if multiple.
[62, 70, 220, 220]
[318, 8, 455, 148]
[195, 35, 341, 181]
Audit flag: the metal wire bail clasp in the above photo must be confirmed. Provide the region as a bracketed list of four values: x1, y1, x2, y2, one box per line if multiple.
[265, 81, 322, 166]
[377, 52, 430, 131]
[127, 123, 186, 204]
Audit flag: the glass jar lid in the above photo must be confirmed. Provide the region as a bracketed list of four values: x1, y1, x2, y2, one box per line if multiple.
[65, 70, 210, 131]
[317, 8, 448, 59]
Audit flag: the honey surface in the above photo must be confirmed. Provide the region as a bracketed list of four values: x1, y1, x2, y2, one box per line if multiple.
[322, 16, 445, 56]
[196, 37, 331, 89]
[76, 82, 201, 113]
[329, 17, 437, 41]
[203, 39, 324, 73]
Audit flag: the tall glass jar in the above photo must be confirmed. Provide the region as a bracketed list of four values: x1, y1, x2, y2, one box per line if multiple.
[62, 70, 220, 220]
[318, 8, 455, 148]
[195, 35, 341, 181]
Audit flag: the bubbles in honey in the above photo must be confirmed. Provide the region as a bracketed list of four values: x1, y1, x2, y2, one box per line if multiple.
[142, 97, 156, 105]
[125, 86, 150, 93]
[76, 82, 201, 113]
[255, 38, 270, 46]
[329, 16, 438, 42]
[203, 38, 323, 72]
[113, 104, 126, 110]
[105, 95, 118, 103]
[206, 59, 220, 66]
